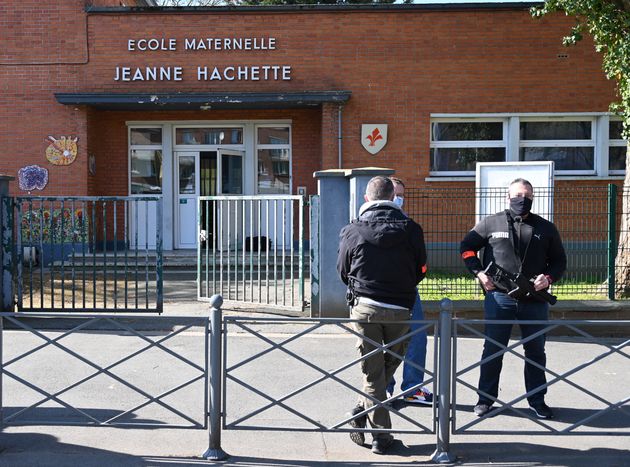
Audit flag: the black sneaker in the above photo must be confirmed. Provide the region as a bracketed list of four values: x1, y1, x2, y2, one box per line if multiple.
[371, 435, 394, 455]
[348, 404, 367, 446]
[529, 402, 554, 419]
[473, 403, 493, 417]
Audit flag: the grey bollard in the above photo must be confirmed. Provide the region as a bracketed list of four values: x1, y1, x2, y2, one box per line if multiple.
[431, 298, 456, 464]
[202, 294, 229, 461]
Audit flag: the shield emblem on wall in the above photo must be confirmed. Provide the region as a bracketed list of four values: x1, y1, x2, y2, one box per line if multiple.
[361, 124, 388, 155]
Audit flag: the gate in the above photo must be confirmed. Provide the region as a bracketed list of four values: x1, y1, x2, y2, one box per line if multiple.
[197, 195, 306, 312]
[14, 196, 163, 313]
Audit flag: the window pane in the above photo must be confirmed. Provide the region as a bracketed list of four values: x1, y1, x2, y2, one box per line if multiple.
[130, 128, 162, 145]
[610, 121, 625, 140]
[178, 155, 196, 195]
[430, 147, 505, 172]
[609, 146, 627, 171]
[222, 155, 243, 194]
[519, 147, 594, 170]
[176, 128, 243, 145]
[520, 121, 591, 140]
[257, 149, 290, 194]
[130, 149, 162, 194]
[431, 122, 503, 141]
[257, 127, 290, 145]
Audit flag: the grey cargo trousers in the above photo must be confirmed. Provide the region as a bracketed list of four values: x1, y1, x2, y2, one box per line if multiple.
[351, 301, 410, 439]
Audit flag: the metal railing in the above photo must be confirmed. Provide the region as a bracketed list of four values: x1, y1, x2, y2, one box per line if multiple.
[0, 299, 228, 460]
[0, 312, 207, 428]
[1, 296, 627, 463]
[221, 314, 438, 435]
[212, 299, 629, 463]
[451, 318, 630, 436]
[15, 196, 163, 313]
[198, 195, 305, 311]
[405, 185, 626, 300]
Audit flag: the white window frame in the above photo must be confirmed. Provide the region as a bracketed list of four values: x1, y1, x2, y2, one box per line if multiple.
[609, 116, 628, 176]
[128, 125, 164, 196]
[518, 116, 596, 176]
[429, 113, 626, 179]
[429, 118, 508, 177]
[255, 123, 292, 194]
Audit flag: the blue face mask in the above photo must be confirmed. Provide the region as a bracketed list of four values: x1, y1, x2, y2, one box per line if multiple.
[393, 195, 404, 208]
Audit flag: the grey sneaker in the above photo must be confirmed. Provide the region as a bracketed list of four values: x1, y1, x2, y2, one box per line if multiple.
[474, 403, 493, 417]
[348, 404, 367, 446]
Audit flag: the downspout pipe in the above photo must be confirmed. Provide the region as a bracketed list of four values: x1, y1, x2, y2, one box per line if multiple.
[338, 104, 343, 169]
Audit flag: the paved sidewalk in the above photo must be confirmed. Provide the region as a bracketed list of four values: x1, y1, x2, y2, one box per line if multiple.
[0, 313, 628, 466]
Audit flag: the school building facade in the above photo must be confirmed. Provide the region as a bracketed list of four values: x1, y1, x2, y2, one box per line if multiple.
[1, 0, 625, 251]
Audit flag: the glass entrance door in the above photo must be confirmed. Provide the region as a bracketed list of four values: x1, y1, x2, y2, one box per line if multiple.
[176, 150, 244, 249]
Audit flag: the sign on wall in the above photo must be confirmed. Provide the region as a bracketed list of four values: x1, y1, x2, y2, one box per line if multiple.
[361, 124, 388, 155]
[114, 36, 292, 82]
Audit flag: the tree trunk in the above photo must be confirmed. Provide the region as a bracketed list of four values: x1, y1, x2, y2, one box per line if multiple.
[614, 140, 630, 297]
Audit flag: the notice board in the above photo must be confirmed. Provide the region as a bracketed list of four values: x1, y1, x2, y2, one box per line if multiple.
[475, 161, 554, 223]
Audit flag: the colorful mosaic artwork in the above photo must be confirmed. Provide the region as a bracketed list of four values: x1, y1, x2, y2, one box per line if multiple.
[18, 165, 48, 191]
[46, 135, 78, 166]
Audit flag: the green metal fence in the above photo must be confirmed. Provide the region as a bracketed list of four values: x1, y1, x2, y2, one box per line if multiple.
[14, 196, 163, 313]
[405, 185, 625, 300]
[197, 195, 306, 312]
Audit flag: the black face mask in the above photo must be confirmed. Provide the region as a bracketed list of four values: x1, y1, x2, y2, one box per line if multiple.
[510, 196, 533, 216]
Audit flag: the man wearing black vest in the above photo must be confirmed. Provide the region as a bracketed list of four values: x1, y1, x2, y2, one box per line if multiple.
[460, 178, 566, 419]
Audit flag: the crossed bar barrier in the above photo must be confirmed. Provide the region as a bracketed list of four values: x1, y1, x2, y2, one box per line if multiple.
[214, 297, 630, 462]
[1, 296, 628, 463]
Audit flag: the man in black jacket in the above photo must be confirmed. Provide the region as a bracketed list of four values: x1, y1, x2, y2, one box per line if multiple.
[460, 178, 566, 420]
[337, 176, 427, 454]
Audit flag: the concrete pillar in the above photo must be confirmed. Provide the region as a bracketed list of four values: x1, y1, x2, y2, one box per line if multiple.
[312, 167, 395, 318]
[0, 175, 14, 311]
[347, 167, 395, 221]
[312, 169, 348, 318]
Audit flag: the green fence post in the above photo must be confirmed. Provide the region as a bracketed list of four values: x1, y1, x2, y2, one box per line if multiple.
[0, 175, 15, 312]
[607, 184, 618, 300]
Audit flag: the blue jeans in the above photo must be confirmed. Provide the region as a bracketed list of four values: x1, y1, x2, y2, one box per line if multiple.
[387, 293, 427, 394]
[478, 291, 549, 406]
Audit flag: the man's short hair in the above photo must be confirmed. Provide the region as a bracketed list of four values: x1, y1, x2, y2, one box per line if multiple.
[365, 176, 395, 201]
[390, 177, 405, 188]
[510, 178, 533, 192]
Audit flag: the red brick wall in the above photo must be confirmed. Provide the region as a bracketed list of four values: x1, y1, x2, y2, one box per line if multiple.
[0, 3, 619, 196]
[0, 0, 88, 195]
